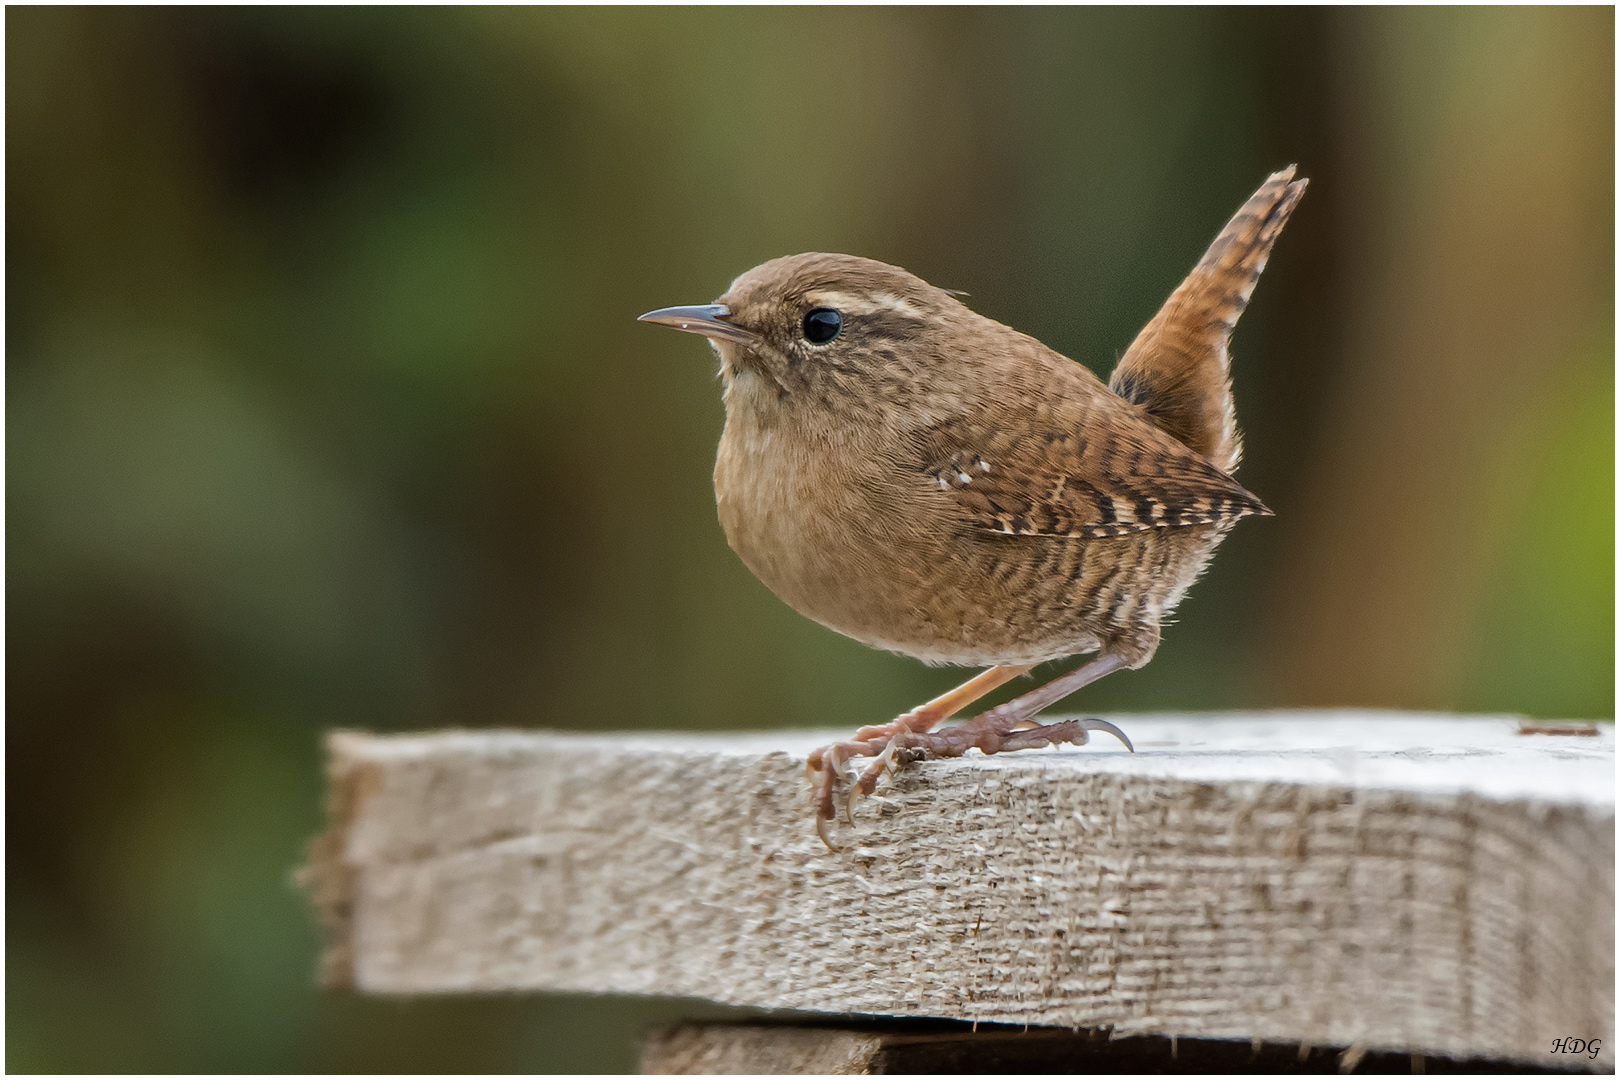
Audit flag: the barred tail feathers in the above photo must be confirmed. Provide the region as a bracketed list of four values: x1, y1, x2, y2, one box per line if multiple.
[1109, 167, 1307, 474]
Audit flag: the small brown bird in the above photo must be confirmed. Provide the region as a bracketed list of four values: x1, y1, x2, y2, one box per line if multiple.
[641, 167, 1306, 847]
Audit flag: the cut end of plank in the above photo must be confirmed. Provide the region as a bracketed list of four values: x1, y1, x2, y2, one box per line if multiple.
[297, 731, 385, 989]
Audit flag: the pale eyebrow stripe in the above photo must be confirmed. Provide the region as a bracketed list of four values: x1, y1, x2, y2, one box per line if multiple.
[803, 290, 927, 319]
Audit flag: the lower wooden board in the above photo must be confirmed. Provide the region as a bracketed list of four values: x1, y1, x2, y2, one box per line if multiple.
[640, 1022, 1607, 1074]
[302, 712, 1614, 1069]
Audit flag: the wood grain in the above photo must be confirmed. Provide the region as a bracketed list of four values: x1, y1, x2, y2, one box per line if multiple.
[302, 712, 1613, 1068]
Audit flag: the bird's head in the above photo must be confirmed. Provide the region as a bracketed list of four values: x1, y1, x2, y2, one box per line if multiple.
[640, 253, 981, 425]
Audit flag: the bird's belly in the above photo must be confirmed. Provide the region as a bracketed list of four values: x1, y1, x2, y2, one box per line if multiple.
[714, 426, 1225, 666]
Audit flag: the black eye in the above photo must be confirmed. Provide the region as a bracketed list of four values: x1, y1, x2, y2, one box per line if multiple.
[803, 308, 842, 344]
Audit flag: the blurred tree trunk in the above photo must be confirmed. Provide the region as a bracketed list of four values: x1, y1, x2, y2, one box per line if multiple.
[1261, 7, 1614, 715]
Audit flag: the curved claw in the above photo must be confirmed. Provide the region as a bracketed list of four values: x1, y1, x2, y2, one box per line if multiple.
[810, 750, 842, 850]
[1082, 718, 1134, 752]
[811, 752, 840, 825]
[816, 811, 839, 852]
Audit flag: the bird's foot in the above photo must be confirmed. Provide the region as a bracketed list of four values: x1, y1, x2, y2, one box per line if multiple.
[929, 709, 1135, 757]
[807, 715, 1133, 849]
[806, 664, 1040, 849]
[866, 713, 1135, 765]
[807, 708, 938, 849]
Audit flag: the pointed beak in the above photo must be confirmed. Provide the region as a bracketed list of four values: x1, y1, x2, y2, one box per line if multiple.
[637, 304, 759, 346]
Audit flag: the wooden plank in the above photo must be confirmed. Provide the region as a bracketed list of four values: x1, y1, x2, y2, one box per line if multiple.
[642, 1025, 882, 1075]
[301, 712, 1614, 1068]
[639, 1022, 1604, 1074]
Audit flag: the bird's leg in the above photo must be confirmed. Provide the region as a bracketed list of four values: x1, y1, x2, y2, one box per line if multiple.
[887, 652, 1135, 760]
[807, 664, 1032, 845]
[859, 664, 1035, 743]
[806, 664, 1033, 775]
[845, 665, 1033, 804]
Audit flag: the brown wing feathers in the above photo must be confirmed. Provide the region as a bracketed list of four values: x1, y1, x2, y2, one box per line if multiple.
[917, 169, 1305, 542]
[921, 418, 1270, 541]
[1109, 166, 1307, 474]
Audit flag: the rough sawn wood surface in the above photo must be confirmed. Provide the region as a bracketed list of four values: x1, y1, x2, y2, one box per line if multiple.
[302, 712, 1614, 1068]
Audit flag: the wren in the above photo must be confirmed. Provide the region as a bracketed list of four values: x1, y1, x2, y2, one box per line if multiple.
[641, 167, 1306, 847]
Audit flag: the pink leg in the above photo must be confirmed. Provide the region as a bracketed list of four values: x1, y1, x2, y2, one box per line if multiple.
[922, 652, 1132, 755]
[989, 652, 1129, 724]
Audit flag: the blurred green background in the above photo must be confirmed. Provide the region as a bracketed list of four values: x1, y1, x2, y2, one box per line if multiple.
[7, 6, 1612, 1072]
